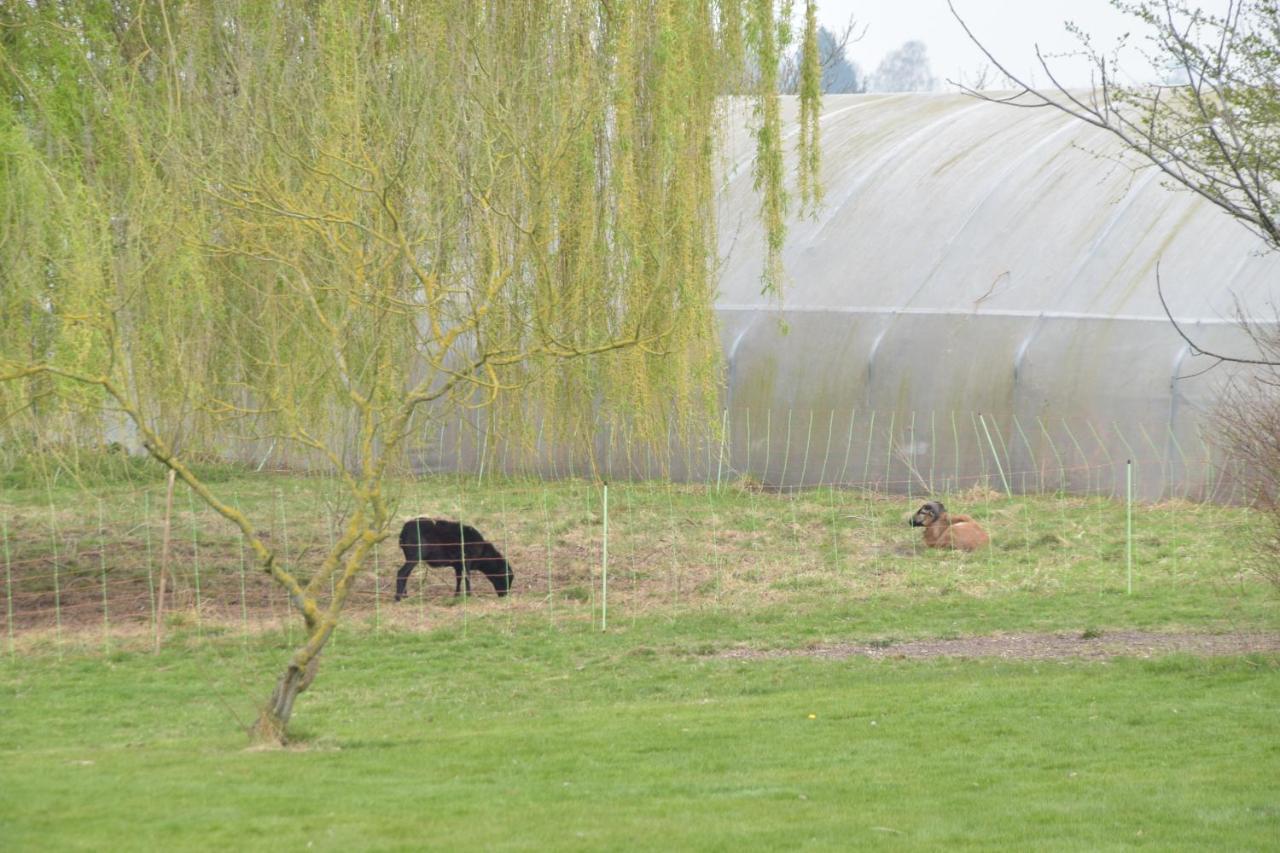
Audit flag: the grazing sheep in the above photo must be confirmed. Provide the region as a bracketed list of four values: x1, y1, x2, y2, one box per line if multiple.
[909, 501, 990, 551]
[394, 518, 513, 601]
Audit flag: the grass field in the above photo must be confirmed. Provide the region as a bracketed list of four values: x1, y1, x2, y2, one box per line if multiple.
[1, 473, 1278, 849]
[1, 472, 1273, 643]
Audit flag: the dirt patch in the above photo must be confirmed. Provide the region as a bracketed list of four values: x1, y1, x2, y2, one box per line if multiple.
[718, 631, 1280, 662]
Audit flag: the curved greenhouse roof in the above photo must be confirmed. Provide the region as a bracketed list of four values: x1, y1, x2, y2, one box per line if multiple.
[713, 94, 1280, 498]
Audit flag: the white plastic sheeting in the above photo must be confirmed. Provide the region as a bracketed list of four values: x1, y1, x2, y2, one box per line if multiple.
[712, 94, 1280, 498]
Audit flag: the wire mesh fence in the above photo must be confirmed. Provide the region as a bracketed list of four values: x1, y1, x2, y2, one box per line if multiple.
[419, 407, 1243, 504]
[0, 408, 1261, 655]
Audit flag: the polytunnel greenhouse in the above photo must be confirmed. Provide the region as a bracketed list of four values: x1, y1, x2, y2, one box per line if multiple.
[705, 93, 1280, 501]
[427, 93, 1280, 501]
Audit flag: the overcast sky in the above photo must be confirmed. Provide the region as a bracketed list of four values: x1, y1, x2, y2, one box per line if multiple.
[815, 0, 1231, 89]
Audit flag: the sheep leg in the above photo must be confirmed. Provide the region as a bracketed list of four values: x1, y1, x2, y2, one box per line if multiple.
[395, 562, 417, 602]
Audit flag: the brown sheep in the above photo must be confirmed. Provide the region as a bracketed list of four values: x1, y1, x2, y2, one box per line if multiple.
[909, 501, 990, 551]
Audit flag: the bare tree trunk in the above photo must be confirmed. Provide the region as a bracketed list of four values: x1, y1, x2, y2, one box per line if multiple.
[252, 661, 319, 744]
[249, 625, 327, 742]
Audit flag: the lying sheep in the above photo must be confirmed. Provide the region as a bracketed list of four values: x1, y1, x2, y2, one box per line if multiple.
[909, 501, 990, 551]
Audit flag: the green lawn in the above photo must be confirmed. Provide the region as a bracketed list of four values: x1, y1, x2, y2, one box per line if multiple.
[1, 474, 1278, 849]
[1, 624, 1277, 850]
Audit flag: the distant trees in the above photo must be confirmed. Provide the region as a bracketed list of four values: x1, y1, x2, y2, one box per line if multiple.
[869, 40, 938, 93]
[782, 20, 942, 95]
[781, 18, 867, 94]
[820, 26, 867, 93]
[0, 0, 823, 745]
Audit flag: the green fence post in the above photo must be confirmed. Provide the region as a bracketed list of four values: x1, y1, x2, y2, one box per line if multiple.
[716, 409, 729, 493]
[3, 512, 14, 660]
[188, 486, 203, 636]
[779, 409, 794, 487]
[458, 492, 468, 636]
[665, 477, 683, 610]
[99, 500, 110, 654]
[1060, 419, 1089, 494]
[906, 410, 917, 502]
[542, 487, 555, 628]
[1137, 423, 1165, 500]
[764, 410, 773, 487]
[862, 410, 877, 493]
[143, 489, 159, 653]
[238, 521, 249, 643]
[837, 407, 857, 486]
[1039, 418, 1066, 494]
[979, 414, 1012, 495]
[951, 410, 962, 494]
[1127, 460, 1134, 595]
[1166, 425, 1192, 501]
[47, 484, 62, 654]
[989, 417, 1015, 493]
[600, 482, 609, 632]
[1113, 423, 1139, 500]
[883, 411, 897, 492]
[929, 410, 937, 494]
[275, 488, 289, 642]
[372, 533, 381, 635]
[1012, 415, 1037, 494]
[817, 409, 835, 487]
[797, 409, 815, 486]
[476, 422, 490, 486]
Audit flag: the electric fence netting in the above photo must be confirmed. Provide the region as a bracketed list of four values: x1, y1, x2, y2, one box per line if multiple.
[0, 407, 1262, 656]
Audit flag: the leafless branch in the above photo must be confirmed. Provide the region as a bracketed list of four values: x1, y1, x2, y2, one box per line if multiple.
[1156, 263, 1280, 368]
[947, 0, 1280, 248]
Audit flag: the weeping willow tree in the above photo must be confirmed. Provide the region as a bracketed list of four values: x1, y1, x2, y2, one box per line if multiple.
[0, 0, 821, 744]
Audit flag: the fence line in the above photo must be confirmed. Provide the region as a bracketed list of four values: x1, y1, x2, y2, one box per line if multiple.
[3, 512, 12, 659]
[2, 466, 1261, 648]
[404, 408, 1246, 506]
[0, 406, 1263, 653]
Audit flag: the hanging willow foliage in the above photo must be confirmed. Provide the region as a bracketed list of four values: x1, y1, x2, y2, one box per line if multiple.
[797, 0, 823, 212]
[0, 0, 821, 743]
[0, 0, 821, 465]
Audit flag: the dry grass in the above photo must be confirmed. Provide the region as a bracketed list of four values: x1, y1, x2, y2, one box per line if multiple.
[0, 472, 1267, 653]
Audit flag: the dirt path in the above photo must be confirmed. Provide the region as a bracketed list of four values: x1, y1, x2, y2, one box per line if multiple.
[718, 631, 1280, 662]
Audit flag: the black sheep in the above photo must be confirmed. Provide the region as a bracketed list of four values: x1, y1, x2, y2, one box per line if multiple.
[394, 518, 513, 601]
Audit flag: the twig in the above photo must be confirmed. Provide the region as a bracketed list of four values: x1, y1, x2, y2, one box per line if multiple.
[1156, 262, 1280, 368]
